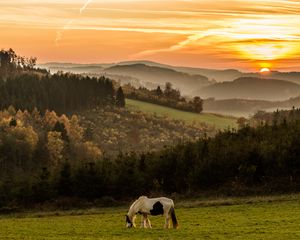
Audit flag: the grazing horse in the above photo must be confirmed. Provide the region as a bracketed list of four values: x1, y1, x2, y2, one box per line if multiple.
[125, 196, 178, 229]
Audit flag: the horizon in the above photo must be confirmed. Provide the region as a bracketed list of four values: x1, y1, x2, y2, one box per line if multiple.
[1, 0, 300, 72]
[38, 60, 299, 74]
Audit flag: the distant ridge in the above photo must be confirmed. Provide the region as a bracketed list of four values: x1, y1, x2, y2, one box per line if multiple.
[198, 77, 300, 101]
[104, 63, 212, 94]
[40, 61, 300, 84]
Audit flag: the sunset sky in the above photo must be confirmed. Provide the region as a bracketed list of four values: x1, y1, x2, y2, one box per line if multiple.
[1, 0, 300, 71]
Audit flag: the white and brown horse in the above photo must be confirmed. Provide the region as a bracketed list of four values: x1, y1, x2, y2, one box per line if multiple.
[125, 196, 178, 229]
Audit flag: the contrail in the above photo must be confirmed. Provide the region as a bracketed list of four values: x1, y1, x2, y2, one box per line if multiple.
[80, 0, 94, 14]
[55, 0, 94, 45]
[55, 19, 74, 44]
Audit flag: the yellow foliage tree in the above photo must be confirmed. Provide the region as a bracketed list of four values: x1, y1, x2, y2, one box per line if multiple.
[44, 110, 58, 129]
[74, 141, 102, 163]
[69, 115, 84, 143]
[47, 131, 64, 167]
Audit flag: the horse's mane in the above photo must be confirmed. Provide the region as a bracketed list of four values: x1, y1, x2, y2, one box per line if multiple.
[129, 196, 147, 212]
[138, 196, 147, 200]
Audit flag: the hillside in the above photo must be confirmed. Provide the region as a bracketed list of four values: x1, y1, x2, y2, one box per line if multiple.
[116, 61, 300, 84]
[204, 95, 300, 117]
[126, 98, 237, 129]
[204, 98, 275, 117]
[114, 61, 244, 82]
[39, 61, 243, 82]
[198, 77, 300, 101]
[40, 62, 213, 94]
[79, 106, 215, 156]
[104, 64, 211, 94]
[40, 61, 300, 85]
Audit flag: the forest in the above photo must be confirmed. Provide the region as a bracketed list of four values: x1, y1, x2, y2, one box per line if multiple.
[0, 49, 300, 210]
[0, 49, 116, 114]
[1, 109, 300, 208]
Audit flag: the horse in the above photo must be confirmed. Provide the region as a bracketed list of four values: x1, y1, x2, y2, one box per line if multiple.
[125, 196, 178, 229]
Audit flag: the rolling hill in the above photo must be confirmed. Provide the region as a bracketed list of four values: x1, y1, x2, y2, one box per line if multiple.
[204, 95, 300, 117]
[39, 62, 213, 94]
[126, 98, 237, 130]
[113, 61, 243, 82]
[104, 64, 211, 94]
[40, 61, 300, 85]
[197, 77, 300, 101]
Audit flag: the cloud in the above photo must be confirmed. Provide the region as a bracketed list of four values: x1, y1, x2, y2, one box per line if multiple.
[55, 0, 94, 45]
[55, 19, 74, 45]
[2, 0, 300, 69]
[80, 0, 94, 14]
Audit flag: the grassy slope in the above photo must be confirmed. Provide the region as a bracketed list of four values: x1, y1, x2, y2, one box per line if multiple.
[1, 195, 300, 239]
[126, 99, 237, 130]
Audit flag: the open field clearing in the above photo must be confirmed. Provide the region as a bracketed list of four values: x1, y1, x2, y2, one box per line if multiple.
[126, 99, 237, 130]
[1, 195, 300, 240]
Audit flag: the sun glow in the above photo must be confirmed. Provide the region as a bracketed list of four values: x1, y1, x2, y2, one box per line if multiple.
[1, 0, 300, 70]
[260, 68, 270, 73]
[238, 43, 293, 61]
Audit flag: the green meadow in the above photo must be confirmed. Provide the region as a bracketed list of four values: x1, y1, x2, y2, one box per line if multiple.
[1, 195, 300, 240]
[126, 99, 237, 130]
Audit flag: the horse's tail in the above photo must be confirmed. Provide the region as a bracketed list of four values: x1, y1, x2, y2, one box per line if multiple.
[169, 206, 178, 229]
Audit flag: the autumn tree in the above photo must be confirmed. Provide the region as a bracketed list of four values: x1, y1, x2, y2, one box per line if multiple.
[47, 131, 64, 167]
[0, 125, 38, 172]
[68, 115, 84, 143]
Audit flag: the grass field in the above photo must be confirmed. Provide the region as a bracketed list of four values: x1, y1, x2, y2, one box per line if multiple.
[1, 195, 300, 240]
[126, 99, 237, 130]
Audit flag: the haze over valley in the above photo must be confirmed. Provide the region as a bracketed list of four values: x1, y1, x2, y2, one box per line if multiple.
[40, 61, 300, 117]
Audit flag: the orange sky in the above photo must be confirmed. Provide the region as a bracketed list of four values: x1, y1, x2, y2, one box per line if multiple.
[1, 0, 300, 71]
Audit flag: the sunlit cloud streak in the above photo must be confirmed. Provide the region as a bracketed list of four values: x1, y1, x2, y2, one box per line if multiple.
[80, 0, 94, 14]
[1, 0, 300, 70]
[55, 0, 94, 44]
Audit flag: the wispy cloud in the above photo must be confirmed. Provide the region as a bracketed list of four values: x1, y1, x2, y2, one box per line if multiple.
[80, 0, 94, 14]
[1, 0, 300, 70]
[55, 0, 95, 45]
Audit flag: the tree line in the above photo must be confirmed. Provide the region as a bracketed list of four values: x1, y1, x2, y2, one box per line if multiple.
[0, 49, 124, 113]
[0, 72, 117, 114]
[0, 48, 47, 78]
[123, 82, 203, 113]
[1, 109, 300, 208]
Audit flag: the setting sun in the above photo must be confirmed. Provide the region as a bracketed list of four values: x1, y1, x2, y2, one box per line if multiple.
[1, 0, 300, 71]
[260, 68, 270, 73]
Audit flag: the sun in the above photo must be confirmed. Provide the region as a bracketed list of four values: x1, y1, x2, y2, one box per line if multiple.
[260, 68, 270, 73]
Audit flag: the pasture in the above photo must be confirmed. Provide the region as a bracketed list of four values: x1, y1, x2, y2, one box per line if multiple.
[1, 195, 300, 239]
[126, 99, 237, 130]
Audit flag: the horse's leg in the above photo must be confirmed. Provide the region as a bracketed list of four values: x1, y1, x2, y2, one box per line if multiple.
[140, 214, 145, 228]
[142, 214, 148, 228]
[132, 215, 137, 228]
[165, 217, 170, 228]
[164, 215, 170, 229]
[146, 215, 152, 228]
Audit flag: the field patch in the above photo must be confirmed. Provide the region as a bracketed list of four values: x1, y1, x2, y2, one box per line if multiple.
[126, 99, 237, 130]
[1, 196, 300, 239]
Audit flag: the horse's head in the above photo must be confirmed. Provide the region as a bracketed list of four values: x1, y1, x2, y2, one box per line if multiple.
[125, 214, 133, 228]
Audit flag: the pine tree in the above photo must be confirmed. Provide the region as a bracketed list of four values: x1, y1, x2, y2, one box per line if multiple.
[53, 121, 69, 142]
[9, 118, 17, 127]
[155, 86, 163, 96]
[116, 87, 125, 107]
